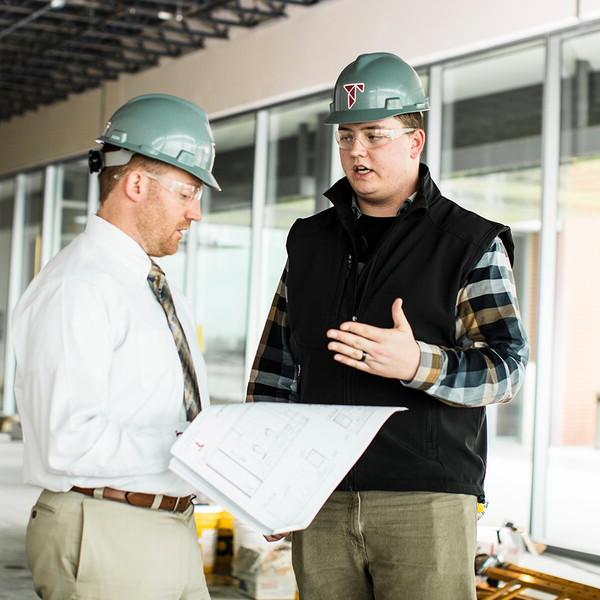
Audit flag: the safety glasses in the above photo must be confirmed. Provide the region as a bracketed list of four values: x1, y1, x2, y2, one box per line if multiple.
[335, 127, 415, 150]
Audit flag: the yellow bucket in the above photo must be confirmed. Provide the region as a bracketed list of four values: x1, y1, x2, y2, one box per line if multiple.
[215, 510, 234, 575]
[194, 505, 222, 574]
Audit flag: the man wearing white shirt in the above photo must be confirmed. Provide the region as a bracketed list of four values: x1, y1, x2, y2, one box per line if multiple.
[12, 94, 220, 600]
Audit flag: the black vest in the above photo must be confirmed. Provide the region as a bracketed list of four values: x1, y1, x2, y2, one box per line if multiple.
[285, 165, 513, 497]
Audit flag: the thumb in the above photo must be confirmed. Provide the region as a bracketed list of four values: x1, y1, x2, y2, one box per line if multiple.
[392, 298, 412, 332]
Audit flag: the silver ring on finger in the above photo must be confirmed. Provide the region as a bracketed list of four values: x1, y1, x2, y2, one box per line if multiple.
[359, 350, 368, 362]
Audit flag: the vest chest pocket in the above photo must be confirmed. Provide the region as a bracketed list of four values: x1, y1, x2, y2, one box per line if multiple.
[287, 255, 351, 347]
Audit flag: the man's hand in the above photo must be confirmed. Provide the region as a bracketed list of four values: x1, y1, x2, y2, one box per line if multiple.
[264, 533, 290, 542]
[326, 298, 421, 381]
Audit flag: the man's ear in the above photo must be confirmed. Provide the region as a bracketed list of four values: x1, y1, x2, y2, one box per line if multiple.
[122, 170, 148, 204]
[410, 129, 426, 159]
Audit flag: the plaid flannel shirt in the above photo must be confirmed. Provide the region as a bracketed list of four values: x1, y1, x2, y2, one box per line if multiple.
[247, 236, 529, 408]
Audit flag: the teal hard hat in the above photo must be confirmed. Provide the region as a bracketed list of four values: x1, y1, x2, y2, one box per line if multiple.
[96, 93, 220, 190]
[325, 52, 430, 125]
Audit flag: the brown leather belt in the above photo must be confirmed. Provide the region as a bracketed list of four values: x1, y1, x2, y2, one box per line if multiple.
[71, 486, 194, 513]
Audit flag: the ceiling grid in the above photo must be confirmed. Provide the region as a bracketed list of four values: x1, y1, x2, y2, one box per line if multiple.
[0, 0, 320, 121]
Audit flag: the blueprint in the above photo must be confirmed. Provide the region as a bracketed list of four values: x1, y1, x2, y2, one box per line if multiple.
[169, 402, 405, 535]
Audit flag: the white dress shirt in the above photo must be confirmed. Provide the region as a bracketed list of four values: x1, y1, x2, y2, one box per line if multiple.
[12, 215, 209, 496]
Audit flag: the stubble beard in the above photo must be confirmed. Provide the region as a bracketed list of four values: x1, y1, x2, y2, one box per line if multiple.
[137, 193, 178, 257]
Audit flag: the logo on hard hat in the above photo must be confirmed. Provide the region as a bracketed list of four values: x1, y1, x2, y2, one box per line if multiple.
[343, 83, 365, 109]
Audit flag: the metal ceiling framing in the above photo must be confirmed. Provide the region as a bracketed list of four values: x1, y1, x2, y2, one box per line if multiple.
[0, 0, 320, 121]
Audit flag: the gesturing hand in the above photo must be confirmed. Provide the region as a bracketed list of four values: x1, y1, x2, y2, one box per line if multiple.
[326, 298, 421, 381]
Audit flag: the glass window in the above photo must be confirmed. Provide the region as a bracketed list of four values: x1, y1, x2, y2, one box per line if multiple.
[57, 159, 89, 251]
[0, 178, 15, 402]
[193, 114, 255, 404]
[21, 171, 45, 294]
[260, 95, 332, 320]
[546, 30, 600, 554]
[441, 44, 545, 530]
[418, 70, 429, 132]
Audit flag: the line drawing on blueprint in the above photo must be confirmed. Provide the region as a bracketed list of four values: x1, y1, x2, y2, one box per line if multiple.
[206, 404, 307, 497]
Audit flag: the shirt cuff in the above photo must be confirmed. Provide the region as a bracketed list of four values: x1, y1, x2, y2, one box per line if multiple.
[402, 341, 444, 390]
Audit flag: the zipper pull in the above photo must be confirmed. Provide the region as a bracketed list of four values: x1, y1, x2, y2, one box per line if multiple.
[345, 254, 353, 278]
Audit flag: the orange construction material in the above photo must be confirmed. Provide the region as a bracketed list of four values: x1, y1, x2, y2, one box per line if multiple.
[477, 562, 600, 600]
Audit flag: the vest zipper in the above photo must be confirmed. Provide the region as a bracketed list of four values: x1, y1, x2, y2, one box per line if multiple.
[296, 363, 302, 402]
[346, 253, 353, 278]
[335, 253, 354, 323]
[348, 253, 359, 491]
[354, 211, 410, 319]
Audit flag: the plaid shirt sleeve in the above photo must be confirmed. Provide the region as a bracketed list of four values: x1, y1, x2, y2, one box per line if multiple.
[403, 237, 529, 407]
[246, 263, 296, 402]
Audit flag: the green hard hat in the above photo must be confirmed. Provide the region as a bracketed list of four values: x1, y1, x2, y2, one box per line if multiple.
[96, 93, 220, 190]
[325, 52, 430, 125]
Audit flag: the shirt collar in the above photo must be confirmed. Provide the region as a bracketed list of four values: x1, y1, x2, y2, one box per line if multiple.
[351, 191, 417, 220]
[84, 215, 153, 284]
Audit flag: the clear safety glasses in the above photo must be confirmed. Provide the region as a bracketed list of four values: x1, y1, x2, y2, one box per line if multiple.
[335, 127, 416, 150]
[113, 171, 204, 205]
[142, 172, 203, 204]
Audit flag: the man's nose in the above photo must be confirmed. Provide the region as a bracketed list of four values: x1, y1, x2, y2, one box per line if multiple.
[186, 198, 202, 222]
[349, 135, 368, 156]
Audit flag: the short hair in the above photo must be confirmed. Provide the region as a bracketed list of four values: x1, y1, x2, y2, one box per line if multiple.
[395, 112, 424, 130]
[98, 153, 168, 204]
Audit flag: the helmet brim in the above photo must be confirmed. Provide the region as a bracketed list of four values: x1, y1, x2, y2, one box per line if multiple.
[192, 167, 221, 192]
[325, 106, 429, 125]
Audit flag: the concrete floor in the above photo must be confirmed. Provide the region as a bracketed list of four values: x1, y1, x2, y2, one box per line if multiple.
[0, 434, 247, 599]
[0, 436, 38, 600]
[2, 434, 600, 598]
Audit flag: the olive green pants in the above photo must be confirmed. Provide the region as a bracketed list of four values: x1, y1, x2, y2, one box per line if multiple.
[292, 491, 477, 600]
[26, 489, 210, 600]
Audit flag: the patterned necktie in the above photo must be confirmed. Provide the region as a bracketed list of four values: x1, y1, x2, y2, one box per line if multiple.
[147, 262, 201, 421]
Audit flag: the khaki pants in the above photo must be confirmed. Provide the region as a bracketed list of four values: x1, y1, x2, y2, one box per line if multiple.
[292, 491, 477, 600]
[26, 489, 210, 600]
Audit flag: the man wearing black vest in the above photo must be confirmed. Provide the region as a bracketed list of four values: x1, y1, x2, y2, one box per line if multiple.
[247, 53, 529, 600]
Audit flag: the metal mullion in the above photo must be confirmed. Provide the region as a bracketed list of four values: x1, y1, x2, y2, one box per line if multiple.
[87, 173, 99, 224]
[530, 34, 561, 541]
[52, 166, 64, 259]
[425, 64, 443, 183]
[183, 216, 198, 302]
[2, 174, 25, 416]
[243, 110, 269, 387]
[40, 165, 57, 270]
[61, 200, 87, 210]
[329, 128, 343, 186]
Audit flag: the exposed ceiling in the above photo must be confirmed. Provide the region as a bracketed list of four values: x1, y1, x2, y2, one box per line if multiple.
[0, 0, 320, 122]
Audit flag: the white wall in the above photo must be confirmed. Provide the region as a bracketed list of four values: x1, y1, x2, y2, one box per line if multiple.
[0, 0, 582, 175]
